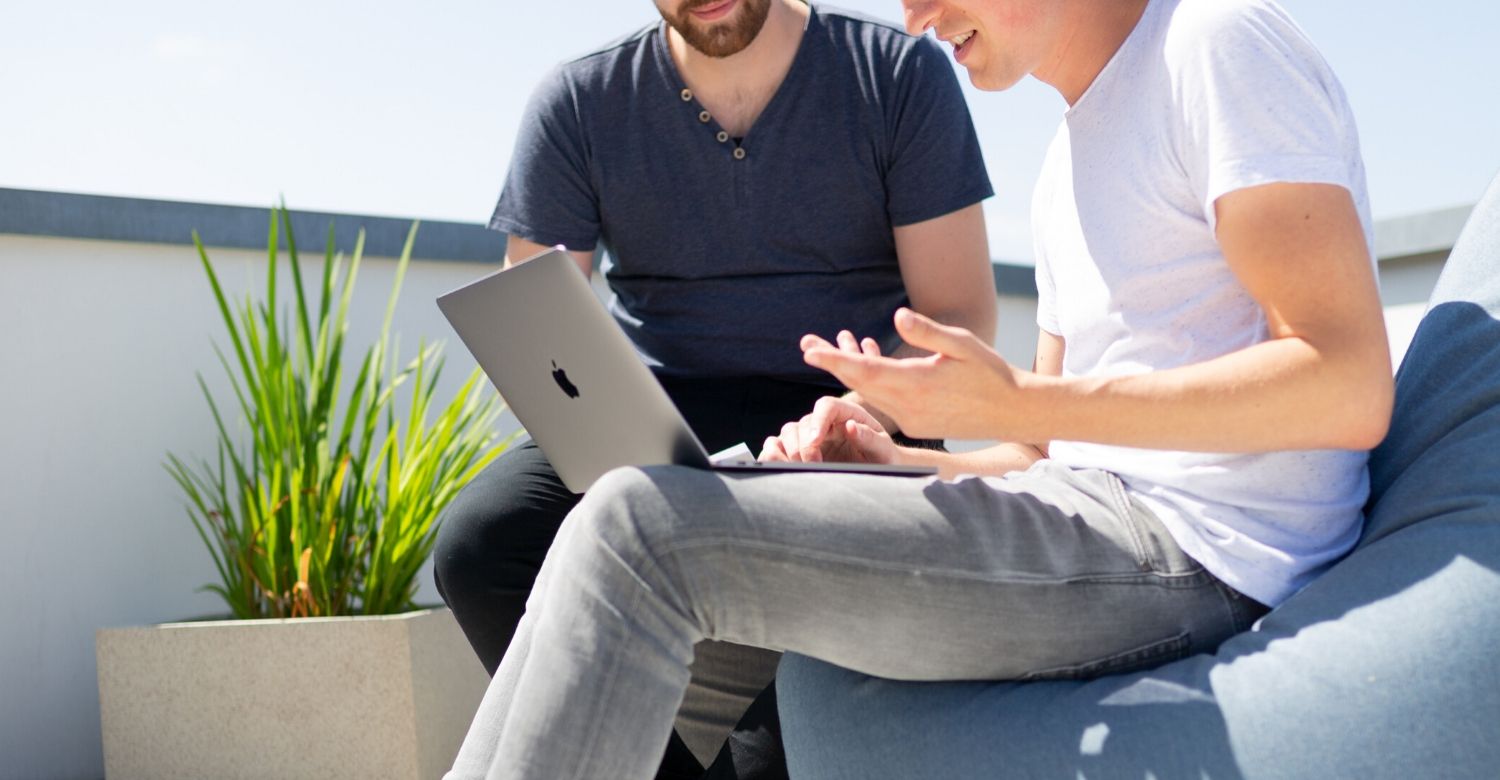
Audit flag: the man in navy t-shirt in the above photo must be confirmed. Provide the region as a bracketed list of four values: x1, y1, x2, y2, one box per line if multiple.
[434, 1, 993, 776]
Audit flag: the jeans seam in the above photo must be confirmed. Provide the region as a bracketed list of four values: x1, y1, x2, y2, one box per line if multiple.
[657, 535, 1208, 588]
[1105, 472, 1155, 572]
[1018, 631, 1193, 681]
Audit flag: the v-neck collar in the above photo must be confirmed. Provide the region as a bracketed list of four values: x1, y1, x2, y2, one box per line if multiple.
[652, 2, 820, 148]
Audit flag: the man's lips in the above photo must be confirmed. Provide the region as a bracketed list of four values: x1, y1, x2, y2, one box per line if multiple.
[690, 0, 738, 22]
[946, 31, 977, 63]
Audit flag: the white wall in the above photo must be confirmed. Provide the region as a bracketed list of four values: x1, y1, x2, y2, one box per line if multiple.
[0, 233, 511, 780]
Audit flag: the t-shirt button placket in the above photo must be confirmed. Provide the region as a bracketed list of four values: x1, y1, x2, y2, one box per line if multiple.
[733, 147, 747, 160]
[716, 130, 729, 143]
[680, 88, 693, 102]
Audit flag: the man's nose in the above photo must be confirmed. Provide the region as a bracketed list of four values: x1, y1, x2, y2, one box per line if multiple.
[901, 0, 939, 37]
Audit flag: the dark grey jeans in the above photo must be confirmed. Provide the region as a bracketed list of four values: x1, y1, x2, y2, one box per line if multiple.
[447, 459, 1262, 779]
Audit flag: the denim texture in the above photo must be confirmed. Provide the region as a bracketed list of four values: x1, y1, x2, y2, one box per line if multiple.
[777, 168, 1500, 779]
[446, 461, 1256, 779]
[433, 375, 830, 772]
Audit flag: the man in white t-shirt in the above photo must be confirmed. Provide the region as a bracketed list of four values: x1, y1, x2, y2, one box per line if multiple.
[447, 1, 1392, 777]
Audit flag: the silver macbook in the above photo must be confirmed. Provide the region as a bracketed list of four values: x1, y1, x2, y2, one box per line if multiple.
[436, 247, 937, 492]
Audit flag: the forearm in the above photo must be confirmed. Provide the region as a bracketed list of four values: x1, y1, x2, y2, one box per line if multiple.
[1011, 335, 1393, 453]
[895, 442, 1044, 480]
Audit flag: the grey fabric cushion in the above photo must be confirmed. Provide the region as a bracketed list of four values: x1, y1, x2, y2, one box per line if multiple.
[779, 170, 1500, 779]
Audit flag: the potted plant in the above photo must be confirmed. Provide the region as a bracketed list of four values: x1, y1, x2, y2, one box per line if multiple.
[96, 206, 513, 780]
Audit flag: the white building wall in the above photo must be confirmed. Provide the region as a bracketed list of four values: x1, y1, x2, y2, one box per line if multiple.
[0, 217, 1459, 778]
[0, 233, 510, 780]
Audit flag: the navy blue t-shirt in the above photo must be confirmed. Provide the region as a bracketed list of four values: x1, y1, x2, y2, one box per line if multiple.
[491, 4, 992, 384]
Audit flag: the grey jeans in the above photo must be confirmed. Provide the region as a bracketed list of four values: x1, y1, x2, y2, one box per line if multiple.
[446, 460, 1262, 780]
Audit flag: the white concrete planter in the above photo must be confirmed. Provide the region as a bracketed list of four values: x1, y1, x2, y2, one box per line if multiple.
[96, 607, 487, 780]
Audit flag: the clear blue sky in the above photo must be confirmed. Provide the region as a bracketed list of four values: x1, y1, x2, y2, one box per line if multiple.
[4, 0, 1497, 261]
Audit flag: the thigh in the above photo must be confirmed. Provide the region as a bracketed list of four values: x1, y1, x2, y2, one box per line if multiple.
[586, 460, 1243, 682]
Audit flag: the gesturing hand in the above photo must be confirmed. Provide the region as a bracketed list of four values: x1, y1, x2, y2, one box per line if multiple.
[801, 308, 1023, 441]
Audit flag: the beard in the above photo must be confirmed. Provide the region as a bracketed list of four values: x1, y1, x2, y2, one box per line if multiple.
[658, 0, 773, 58]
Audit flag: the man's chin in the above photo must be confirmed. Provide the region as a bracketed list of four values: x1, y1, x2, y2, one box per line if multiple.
[676, 22, 758, 57]
[686, 28, 753, 58]
[967, 66, 1023, 93]
[666, 0, 770, 59]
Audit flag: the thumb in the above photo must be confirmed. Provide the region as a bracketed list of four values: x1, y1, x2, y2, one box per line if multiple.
[894, 308, 978, 358]
[845, 419, 891, 463]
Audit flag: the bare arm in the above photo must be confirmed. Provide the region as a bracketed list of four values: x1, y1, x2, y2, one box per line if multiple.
[503, 235, 594, 277]
[1012, 182, 1392, 451]
[805, 182, 1393, 454]
[846, 203, 997, 431]
[767, 329, 1060, 478]
[892, 202, 997, 345]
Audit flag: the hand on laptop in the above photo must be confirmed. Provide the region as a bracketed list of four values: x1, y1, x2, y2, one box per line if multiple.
[758, 395, 898, 465]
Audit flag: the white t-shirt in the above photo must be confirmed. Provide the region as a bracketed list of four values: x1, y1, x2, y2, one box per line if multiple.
[1032, 0, 1374, 606]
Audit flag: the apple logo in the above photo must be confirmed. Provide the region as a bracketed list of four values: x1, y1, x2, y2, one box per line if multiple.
[551, 361, 580, 399]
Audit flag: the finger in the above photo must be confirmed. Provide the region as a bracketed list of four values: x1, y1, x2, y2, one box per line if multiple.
[861, 337, 882, 357]
[844, 419, 890, 464]
[798, 404, 840, 463]
[893, 307, 980, 358]
[803, 351, 870, 393]
[759, 436, 789, 462]
[836, 329, 861, 353]
[803, 344, 875, 383]
[794, 415, 826, 463]
[800, 333, 835, 352]
[779, 422, 803, 462]
[842, 419, 868, 462]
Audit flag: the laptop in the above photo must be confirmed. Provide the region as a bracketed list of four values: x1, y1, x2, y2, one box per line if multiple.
[436, 247, 938, 492]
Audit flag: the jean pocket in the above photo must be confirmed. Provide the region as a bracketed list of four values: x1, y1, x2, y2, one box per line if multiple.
[1017, 632, 1193, 681]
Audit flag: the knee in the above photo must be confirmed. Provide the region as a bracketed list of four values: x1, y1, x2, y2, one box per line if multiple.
[579, 466, 662, 515]
[432, 476, 569, 592]
[571, 467, 663, 540]
[431, 498, 484, 588]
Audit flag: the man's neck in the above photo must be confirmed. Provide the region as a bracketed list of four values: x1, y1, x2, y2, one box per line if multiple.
[667, 0, 808, 135]
[1035, 0, 1151, 106]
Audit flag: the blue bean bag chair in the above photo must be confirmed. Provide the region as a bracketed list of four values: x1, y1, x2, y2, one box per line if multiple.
[778, 169, 1500, 779]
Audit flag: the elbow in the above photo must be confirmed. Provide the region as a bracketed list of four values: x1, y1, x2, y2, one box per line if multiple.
[1302, 333, 1395, 451]
[1333, 374, 1394, 451]
[1340, 409, 1391, 452]
[964, 298, 999, 345]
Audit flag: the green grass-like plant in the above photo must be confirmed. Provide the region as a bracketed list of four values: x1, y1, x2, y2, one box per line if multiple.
[166, 205, 513, 619]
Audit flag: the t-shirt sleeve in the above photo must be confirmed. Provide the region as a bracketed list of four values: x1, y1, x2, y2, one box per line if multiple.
[1029, 134, 1063, 336]
[1034, 256, 1060, 336]
[1172, 2, 1361, 231]
[883, 38, 994, 227]
[489, 66, 602, 251]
